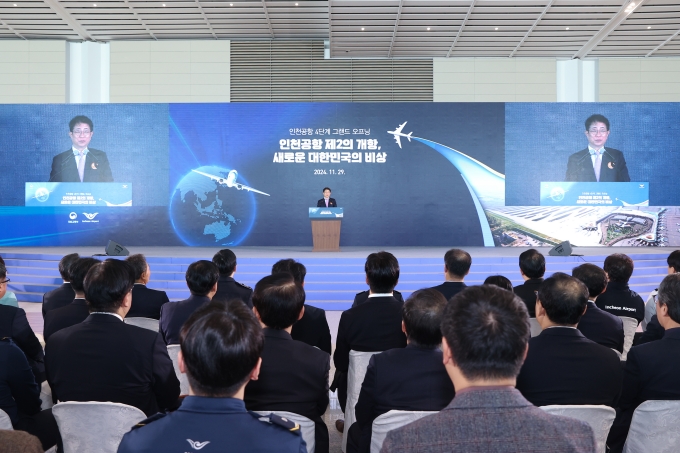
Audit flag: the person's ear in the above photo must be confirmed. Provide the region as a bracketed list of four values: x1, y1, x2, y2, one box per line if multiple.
[441, 337, 454, 366]
[401, 320, 407, 335]
[250, 357, 262, 381]
[253, 306, 262, 322]
[297, 305, 305, 321]
[535, 299, 545, 319]
[178, 349, 186, 374]
[582, 303, 588, 316]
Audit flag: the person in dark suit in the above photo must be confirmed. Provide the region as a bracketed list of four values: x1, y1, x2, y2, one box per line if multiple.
[572, 263, 625, 352]
[513, 248, 546, 317]
[352, 289, 403, 307]
[43, 257, 100, 342]
[347, 288, 455, 453]
[212, 249, 252, 307]
[484, 275, 514, 291]
[125, 254, 169, 319]
[118, 299, 306, 453]
[160, 260, 219, 345]
[643, 250, 680, 330]
[49, 115, 113, 182]
[45, 259, 180, 416]
[244, 273, 330, 453]
[381, 285, 597, 453]
[272, 259, 332, 355]
[607, 273, 680, 453]
[316, 187, 337, 207]
[516, 273, 622, 407]
[565, 114, 630, 183]
[332, 252, 407, 424]
[637, 314, 664, 344]
[42, 253, 79, 319]
[596, 253, 645, 323]
[429, 248, 470, 300]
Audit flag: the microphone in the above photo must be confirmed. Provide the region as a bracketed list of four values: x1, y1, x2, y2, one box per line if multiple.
[49, 151, 76, 182]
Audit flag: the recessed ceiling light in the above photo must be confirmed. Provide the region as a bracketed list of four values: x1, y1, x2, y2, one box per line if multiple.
[494, 27, 498, 30]
[566, 27, 569, 30]
[162, 3, 166, 6]
[230, 3, 233, 6]
[647, 26, 651, 29]
[13, 3, 17, 6]
[295, 2, 298, 5]
[361, 27, 365, 31]
[93, 3, 96, 6]
[427, 27, 431, 31]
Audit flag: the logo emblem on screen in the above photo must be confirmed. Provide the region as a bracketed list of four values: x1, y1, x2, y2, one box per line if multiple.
[639, 184, 645, 189]
[549, 187, 565, 202]
[83, 213, 99, 220]
[69, 212, 77, 220]
[34, 187, 50, 203]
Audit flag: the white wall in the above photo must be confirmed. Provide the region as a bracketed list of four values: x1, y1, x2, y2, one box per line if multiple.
[0, 41, 66, 103]
[600, 58, 680, 102]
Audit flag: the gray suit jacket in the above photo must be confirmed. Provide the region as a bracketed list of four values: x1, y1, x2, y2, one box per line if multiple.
[381, 387, 596, 453]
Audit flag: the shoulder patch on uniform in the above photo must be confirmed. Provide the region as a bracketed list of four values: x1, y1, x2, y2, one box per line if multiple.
[131, 413, 167, 430]
[236, 281, 252, 290]
[249, 412, 300, 433]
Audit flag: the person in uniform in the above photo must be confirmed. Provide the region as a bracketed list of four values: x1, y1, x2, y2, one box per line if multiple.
[212, 249, 253, 307]
[118, 299, 307, 453]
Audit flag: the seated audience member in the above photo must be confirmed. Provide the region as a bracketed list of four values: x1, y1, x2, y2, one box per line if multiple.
[125, 254, 169, 319]
[637, 314, 664, 344]
[160, 260, 219, 345]
[430, 248, 471, 300]
[212, 248, 252, 307]
[381, 285, 597, 453]
[46, 259, 180, 416]
[332, 252, 407, 417]
[516, 273, 622, 407]
[607, 273, 680, 453]
[484, 275, 513, 291]
[513, 249, 546, 317]
[42, 253, 79, 318]
[596, 253, 644, 323]
[352, 289, 404, 307]
[347, 289, 455, 453]
[572, 264, 625, 353]
[43, 257, 100, 342]
[0, 265, 45, 383]
[272, 258, 332, 355]
[0, 256, 18, 307]
[642, 250, 680, 330]
[244, 273, 330, 453]
[118, 300, 306, 453]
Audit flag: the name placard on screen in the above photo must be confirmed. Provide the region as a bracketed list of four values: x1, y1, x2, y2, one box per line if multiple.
[540, 182, 649, 207]
[309, 207, 344, 218]
[25, 182, 132, 207]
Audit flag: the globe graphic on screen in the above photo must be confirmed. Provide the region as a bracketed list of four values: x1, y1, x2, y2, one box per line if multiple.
[34, 187, 50, 203]
[169, 166, 256, 246]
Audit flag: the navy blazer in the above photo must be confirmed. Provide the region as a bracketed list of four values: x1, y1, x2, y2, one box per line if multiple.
[49, 148, 113, 182]
[0, 338, 41, 425]
[565, 147, 630, 182]
[291, 304, 332, 355]
[0, 305, 44, 382]
[43, 298, 89, 342]
[514, 278, 544, 317]
[42, 283, 75, 319]
[128, 284, 169, 320]
[159, 295, 211, 345]
[213, 276, 252, 308]
[316, 198, 337, 207]
[429, 282, 467, 301]
[578, 301, 625, 353]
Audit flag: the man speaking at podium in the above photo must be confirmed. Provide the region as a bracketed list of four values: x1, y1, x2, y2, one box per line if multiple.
[49, 115, 114, 182]
[564, 114, 630, 183]
[317, 187, 337, 208]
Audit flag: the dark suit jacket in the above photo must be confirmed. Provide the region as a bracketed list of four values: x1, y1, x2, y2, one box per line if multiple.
[578, 301, 625, 353]
[213, 276, 252, 308]
[637, 314, 664, 345]
[316, 198, 337, 207]
[565, 147, 630, 182]
[244, 328, 330, 453]
[42, 283, 75, 319]
[516, 327, 622, 407]
[49, 148, 113, 182]
[128, 284, 169, 320]
[596, 281, 645, 323]
[381, 387, 597, 453]
[159, 295, 211, 345]
[352, 344, 455, 453]
[352, 290, 404, 307]
[45, 314, 180, 416]
[43, 298, 89, 343]
[0, 305, 45, 382]
[0, 338, 41, 425]
[291, 304, 332, 355]
[430, 282, 466, 301]
[607, 327, 680, 453]
[514, 278, 543, 317]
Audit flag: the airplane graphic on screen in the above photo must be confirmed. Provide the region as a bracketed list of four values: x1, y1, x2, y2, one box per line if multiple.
[387, 121, 413, 149]
[192, 169, 270, 196]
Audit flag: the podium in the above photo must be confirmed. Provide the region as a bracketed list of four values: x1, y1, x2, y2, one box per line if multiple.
[309, 207, 343, 252]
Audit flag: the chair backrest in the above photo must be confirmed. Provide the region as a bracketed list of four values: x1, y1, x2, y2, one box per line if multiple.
[619, 316, 638, 361]
[124, 317, 159, 332]
[166, 345, 191, 395]
[40, 381, 54, 410]
[371, 410, 437, 453]
[342, 350, 379, 452]
[255, 411, 315, 453]
[540, 405, 616, 453]
[52, 401, 146, 453]
[623, 400, 680, 453]
[529, 318, 542, 337]
[0, 408, 13, 430]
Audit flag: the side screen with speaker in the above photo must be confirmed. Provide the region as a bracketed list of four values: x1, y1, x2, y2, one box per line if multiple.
[105, 240, 129, 256]
[548, 241, 573, 257]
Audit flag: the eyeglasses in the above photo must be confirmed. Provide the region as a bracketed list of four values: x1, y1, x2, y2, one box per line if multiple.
[0, 278, 10, 284]
[588, 129, 608, 136]
[72, 129, 92, 136]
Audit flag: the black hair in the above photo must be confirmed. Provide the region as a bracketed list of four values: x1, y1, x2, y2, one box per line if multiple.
[212, 249, 237, 276]
[444, 249, 472, 278]
[572, 263, 607, 299]
[365, 251, 399, 293]
[186, 260, 220, 296]
[70, 257, 101, 293]
[657, 273, 680, 324]
[125, 254, 148, 281]
[252, 273, 306, 330]
[322, 187, 331, 193]
[271, 259, 307, 285]
[483, 275, 513, 291]
[667, 250, 680, 273]
[180, 299, 264, 397]
[58, 253, 80, 280]
[69, 115, 93, 132]
[0, 264, 6, 280]
[442, 285, 529, 380]
[537, 272, 588, 325]
[519, 249, 545, 279]
[83, 259, 134, 312]
[402, 289, 447, 347]
[585, 114, 610, 131]
[603, 253, 634, 283]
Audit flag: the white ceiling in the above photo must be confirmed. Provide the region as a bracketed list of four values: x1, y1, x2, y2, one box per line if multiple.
[1, 0, 679, 58]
